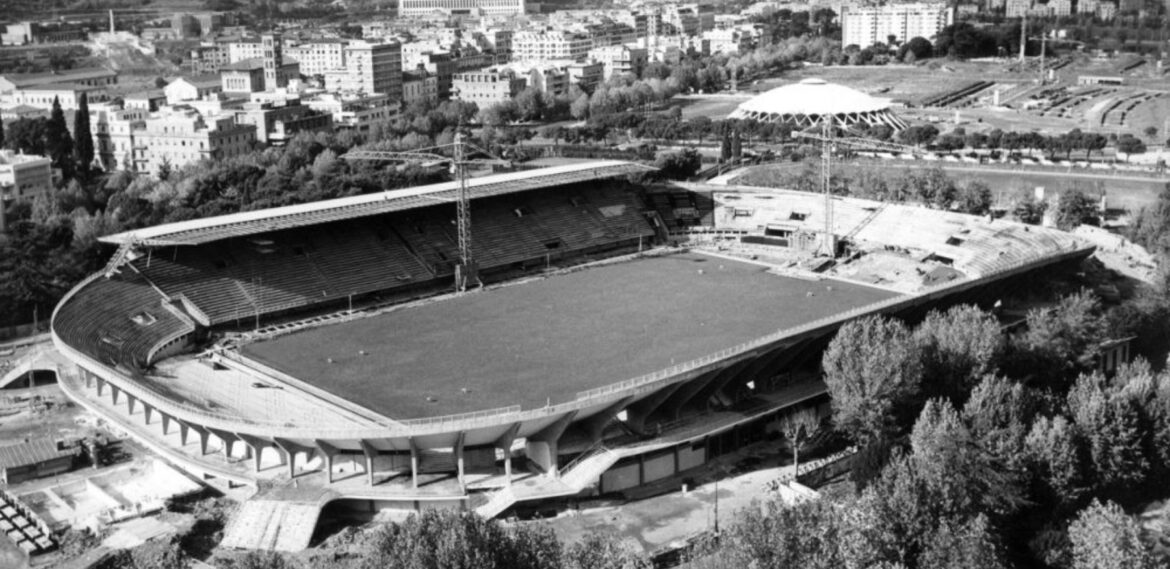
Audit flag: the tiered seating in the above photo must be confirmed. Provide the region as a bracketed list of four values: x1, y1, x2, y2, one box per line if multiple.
[54, 269, 195, 369]
[127, 182, 655, 326]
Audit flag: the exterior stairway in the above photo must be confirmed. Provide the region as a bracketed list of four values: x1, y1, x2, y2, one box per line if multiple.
[220, 500, 322, 552]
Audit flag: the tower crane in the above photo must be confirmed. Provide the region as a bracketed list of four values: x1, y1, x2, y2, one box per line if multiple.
[343, 135, 511, 292]
[792, 119, 924, 257]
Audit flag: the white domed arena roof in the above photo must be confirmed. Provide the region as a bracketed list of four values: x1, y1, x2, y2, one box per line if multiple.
[730, 78, 892, 118]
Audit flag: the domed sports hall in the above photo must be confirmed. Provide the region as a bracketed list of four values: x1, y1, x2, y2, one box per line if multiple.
[48, 160, 1090, 550]
[729, 78, 909, 130]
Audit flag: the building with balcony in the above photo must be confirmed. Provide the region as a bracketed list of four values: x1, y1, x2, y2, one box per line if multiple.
[0, 150, 52, 202]
[133, 109, 256, 176]
[453, 67, 526, 106]
[841, 3, 954, 48]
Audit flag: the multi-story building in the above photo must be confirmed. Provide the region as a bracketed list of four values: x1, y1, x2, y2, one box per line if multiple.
[165, 75, 223, 104]
[133, 109, 256, 176]
[305, 93, 396, 132]
[325, 41, 403, 101]
[522, 66, 568, 97]
[588, 45, 648, 80]
[1005, 0, 1032, 17]
[227, 39, 264, 63]
[1050, 0, 1074, 16]
[0, 150, 52, 202]
[841, 3, 954, 47]
[284, 40, 347, 77]
[565, 61, 603, 92]
[91, 106, 149, 171]
[1, 22, 86, 46]
[1076, 0, 1099, 14]
[235, 96, 333, 145]
[702, 27, 763, 55]
[0, 67, 117, 94]
[398, 0, 525, 17]
[402, 71, 440, 105]
[1097, 1, 1118, 19]
[6, 83, 111, 110]
[453, 67, 526, 106]
[512, 31, 592, 62]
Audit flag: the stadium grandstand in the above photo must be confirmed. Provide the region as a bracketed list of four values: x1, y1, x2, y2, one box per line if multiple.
[46, 161, 1093, 551]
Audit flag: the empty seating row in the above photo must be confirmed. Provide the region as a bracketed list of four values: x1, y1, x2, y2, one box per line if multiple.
[129, 182, 655, 325]
[54, 269, 196, 369]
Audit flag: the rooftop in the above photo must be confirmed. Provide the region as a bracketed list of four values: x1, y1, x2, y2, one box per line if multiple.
[100, 161, 654, 246]
[0, 67, 115, 89]
[241, 253, 899, 420]
[730, 78, 893, 117]
[0, 439, 74, 469]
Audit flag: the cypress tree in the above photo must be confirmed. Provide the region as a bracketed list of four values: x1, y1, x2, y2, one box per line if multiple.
[73, 92, 94, 172]
[44, 96, 74, 177]
[0, 116, 5, 150]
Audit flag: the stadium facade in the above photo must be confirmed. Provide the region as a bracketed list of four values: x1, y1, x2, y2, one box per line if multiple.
[49, 162, 1091, 541]
[728, 78, 909, 130]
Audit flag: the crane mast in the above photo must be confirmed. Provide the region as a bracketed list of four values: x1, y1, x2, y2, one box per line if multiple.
[343, 138, 508, 292]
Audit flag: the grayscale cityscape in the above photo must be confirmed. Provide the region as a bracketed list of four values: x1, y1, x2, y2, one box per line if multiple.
[0, 0, 1169, 566]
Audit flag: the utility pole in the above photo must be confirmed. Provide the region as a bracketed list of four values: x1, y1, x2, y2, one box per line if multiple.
[820, 114, 835, 257]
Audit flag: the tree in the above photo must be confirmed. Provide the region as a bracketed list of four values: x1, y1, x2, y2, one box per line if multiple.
[914, 305, 1003, 402]
[1143, 126, 1157, 138]
[954, 180, 992, 215]
[1014, 196, 1047, 225]
[74, 92, 95, 174]
[653, 149, 702, 180]
[0, 116, 5, 149]
[1009, 290, 1106, 387]
[45, 96, 75, 177]
[1026, 415, 1089, 509]
[1054, 189, 1098, 230]
[899, 36, 934, 61]
[570, 93, 590, 120]
[515, 87, 546, 122]
[898, 125, 939, 147]
[1067, 374, 1149, 495]
[911, 399, 1027, 518]
[780, 407, 820, 473]
[919, 515, 1008, 569]
[1068, 500, 1160, 569]
[1116, 135, 1146, 161]
[822, 316, 923, 443]
[5, 117, 47, 155]
[362, 510, 562, 569]
[564, 531, 649, 569]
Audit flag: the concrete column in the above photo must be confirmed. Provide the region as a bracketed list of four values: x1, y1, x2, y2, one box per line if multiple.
[527, 411, 577, 478]
[275, 438, 312, 479]
[143, 404, 153, 426]
[495, 423, 521, 487]
[314, 440, 339, 484]
[95, 377, 105, 396]
[126, 394, 137, 415]
[359, 440, 377, 487]
[454, 432, 466, 491]
[579, 396, 633, 445]
[210, 428, 238, 459]
[161, 414, 171, 435]
[110, 384, 120, 405]
[409, 439, 419, 489]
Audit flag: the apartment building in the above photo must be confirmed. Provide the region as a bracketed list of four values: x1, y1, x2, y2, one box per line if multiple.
[235, 96, 333, 145]
[305, 93, 396, 132]
[325, 41, 403, 102]
[453, 67, 526, 106]
[284, 41, 347, 76]
[840, 3, 954, 47]
[165, 75, 223, 104]
[133, 109, 256, 176]
[6, 83, 111, 110]
[0, 150, 52, 201]
[588, 45, 648, 80]
[0, 67, 117, 94]
[512, 30, 592, 62]
[398, 0, 525, 17]
[403, 71, 440, 105]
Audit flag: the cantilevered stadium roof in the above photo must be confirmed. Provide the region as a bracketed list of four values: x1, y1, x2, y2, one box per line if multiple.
[101, 161, 654, 246]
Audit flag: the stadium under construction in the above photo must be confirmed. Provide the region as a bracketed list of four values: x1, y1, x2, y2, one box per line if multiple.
[45, 161, 1092, 551]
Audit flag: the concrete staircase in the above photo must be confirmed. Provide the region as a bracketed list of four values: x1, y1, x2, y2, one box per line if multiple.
[220, 500, 322, 552]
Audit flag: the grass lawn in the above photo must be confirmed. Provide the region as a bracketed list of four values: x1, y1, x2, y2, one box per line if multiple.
[242, 253, 897, 420]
